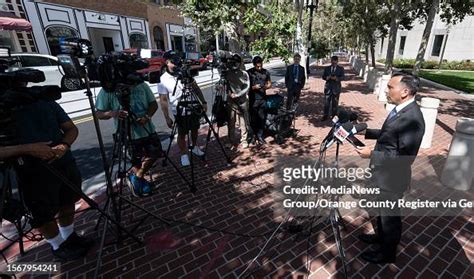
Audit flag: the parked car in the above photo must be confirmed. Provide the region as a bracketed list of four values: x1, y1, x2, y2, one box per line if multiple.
[241, 51, 253, 63]
[122, 48, 166, 75]
[8, 53, 82, 91]
[184, 52, 208, 70]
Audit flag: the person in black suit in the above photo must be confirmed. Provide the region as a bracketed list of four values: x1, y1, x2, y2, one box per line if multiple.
[322, 56, 345, 121]
[248, 56, 272, 144]
[356, 72, 425, 264]
[285, 53, 306, 110]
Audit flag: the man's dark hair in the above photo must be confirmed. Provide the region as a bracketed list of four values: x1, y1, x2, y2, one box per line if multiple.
[331, 56, 338, 61]
[294, 53, 301, 58]
[252, 56, 263, 65]
[392, 71, 420, 95]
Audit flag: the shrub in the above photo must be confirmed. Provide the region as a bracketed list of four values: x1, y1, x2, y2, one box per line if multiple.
[422, 60, 439, 69]
[375, 58, 473, 71]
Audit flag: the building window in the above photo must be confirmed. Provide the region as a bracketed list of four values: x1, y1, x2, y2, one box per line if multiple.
[398, 36, 406, 55]
[431, 35, 444, 57]
[0, 31, 16, 51]
[153, 26, 165, 50]
[129, 33, 148, 49]
[45, 26, 79, 56]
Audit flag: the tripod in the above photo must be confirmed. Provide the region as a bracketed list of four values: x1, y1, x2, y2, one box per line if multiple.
[313, 136, 348, 278]
[163, 76, 231, 192]
[0, 164, 29, 258]
[91, 83, 196, 276]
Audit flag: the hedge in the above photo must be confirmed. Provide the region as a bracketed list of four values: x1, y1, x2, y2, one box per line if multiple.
[376, 59, 474, 71]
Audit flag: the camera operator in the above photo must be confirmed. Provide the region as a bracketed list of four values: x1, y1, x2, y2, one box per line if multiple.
[222, 54, 252, 149]
[95, 81, 160, 197]
[247, 56, 272, 145]
[158, 51, 207, 167]
[0, 81, 93, 261]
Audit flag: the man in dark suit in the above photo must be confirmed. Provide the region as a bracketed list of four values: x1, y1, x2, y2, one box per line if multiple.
[322, 56, 345, 121]
[356, 72, 425, 264]
[285, 53, 306, 110]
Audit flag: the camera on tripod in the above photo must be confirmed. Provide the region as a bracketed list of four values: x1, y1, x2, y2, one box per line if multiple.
[0, 48, 62, 147]
[168, 53, 199, 83]
[212, 50, 242, 73]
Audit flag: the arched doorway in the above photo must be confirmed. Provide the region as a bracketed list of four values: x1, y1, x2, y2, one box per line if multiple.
[153, 26, 165, 50]
[45, 26, 79, 56]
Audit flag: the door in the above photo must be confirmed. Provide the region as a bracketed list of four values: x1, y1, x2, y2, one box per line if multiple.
[103, 37, 114, 53]
[171, 36, 183, 52]
[17, 55, 61, 87]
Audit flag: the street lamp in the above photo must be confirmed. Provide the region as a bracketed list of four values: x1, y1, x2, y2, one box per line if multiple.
[306, 0, 319, 74]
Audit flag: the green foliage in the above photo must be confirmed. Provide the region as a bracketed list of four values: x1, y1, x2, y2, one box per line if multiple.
[376, 58, 474, 71]
[178, 0, 296, 61]
[244, 3, 296, 62]
[310, 40, 330, 59]
[178, 0, 247, 33]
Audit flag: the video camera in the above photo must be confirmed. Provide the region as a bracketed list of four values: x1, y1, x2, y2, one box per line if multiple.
[212, 50, 242, 73]
[163, 50, 199, 83]
[0, 48, 62, 147]
[56, 38, 159, 95]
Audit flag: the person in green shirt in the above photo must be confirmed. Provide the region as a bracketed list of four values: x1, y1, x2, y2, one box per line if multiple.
[96, 82, 161, 197]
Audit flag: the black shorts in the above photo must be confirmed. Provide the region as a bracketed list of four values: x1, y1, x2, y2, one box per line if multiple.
[175, 114, 201, 136]
[131, 133, 163, 166]
[16, 160, 82, 228]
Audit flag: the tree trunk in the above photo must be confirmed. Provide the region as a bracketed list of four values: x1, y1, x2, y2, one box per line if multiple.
[413, 0, 439, 75]
[385, 1, 401, 73]
[225, 23, 241, 52]
[365, 44, 369, 63]
[294, 0, 307, 73]
[370, 37, 376, 68]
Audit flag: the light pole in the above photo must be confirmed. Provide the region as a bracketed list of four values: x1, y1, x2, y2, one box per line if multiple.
[306, 0, 319, 74]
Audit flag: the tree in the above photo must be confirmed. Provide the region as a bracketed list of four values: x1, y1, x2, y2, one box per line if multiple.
[243, 2, 297, 62]
[178, 1, 250, 52]
[178, 0, 297, 61]
[412, 0, 474, 75]
[413, 0, 440, 75]
[340, 0, 387, 68]
[381, 0, 420, 72]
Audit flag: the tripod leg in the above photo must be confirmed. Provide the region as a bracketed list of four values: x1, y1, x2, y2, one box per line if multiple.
[93, 198, 114, 279]
[201, 112, 232, 164]
[162, 122, 178, 167]
[162, 152, 195, 193]
[330, 209, 348, 279]
[187, 132, 196, 192]
[203, 124, 214, 161]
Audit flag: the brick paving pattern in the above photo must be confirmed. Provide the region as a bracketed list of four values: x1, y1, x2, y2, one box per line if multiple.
[1, 62, 473, 278]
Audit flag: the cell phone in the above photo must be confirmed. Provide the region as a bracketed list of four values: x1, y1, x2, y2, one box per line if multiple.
[346, 135, 365, 148]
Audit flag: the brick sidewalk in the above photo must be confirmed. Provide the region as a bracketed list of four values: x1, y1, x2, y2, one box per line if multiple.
[1, 62, 472, 278]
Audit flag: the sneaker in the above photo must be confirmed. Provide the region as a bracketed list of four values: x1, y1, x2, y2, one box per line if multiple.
[128, 173, 143, 197]
[192, 146, 205, 156]
[181, 154, 190, 166]
[140, 179, 152, 196]
[52, 237, 88, 261]
[67, 232, 95, 249]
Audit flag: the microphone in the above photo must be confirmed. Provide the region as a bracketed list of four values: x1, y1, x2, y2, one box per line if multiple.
[332, 109, 358, 124]
[326, 122, 367, 149]
[322, 110, 362, 150]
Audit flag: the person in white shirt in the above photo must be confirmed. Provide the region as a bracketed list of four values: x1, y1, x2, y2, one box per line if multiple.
[158, 51, 207, 166]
